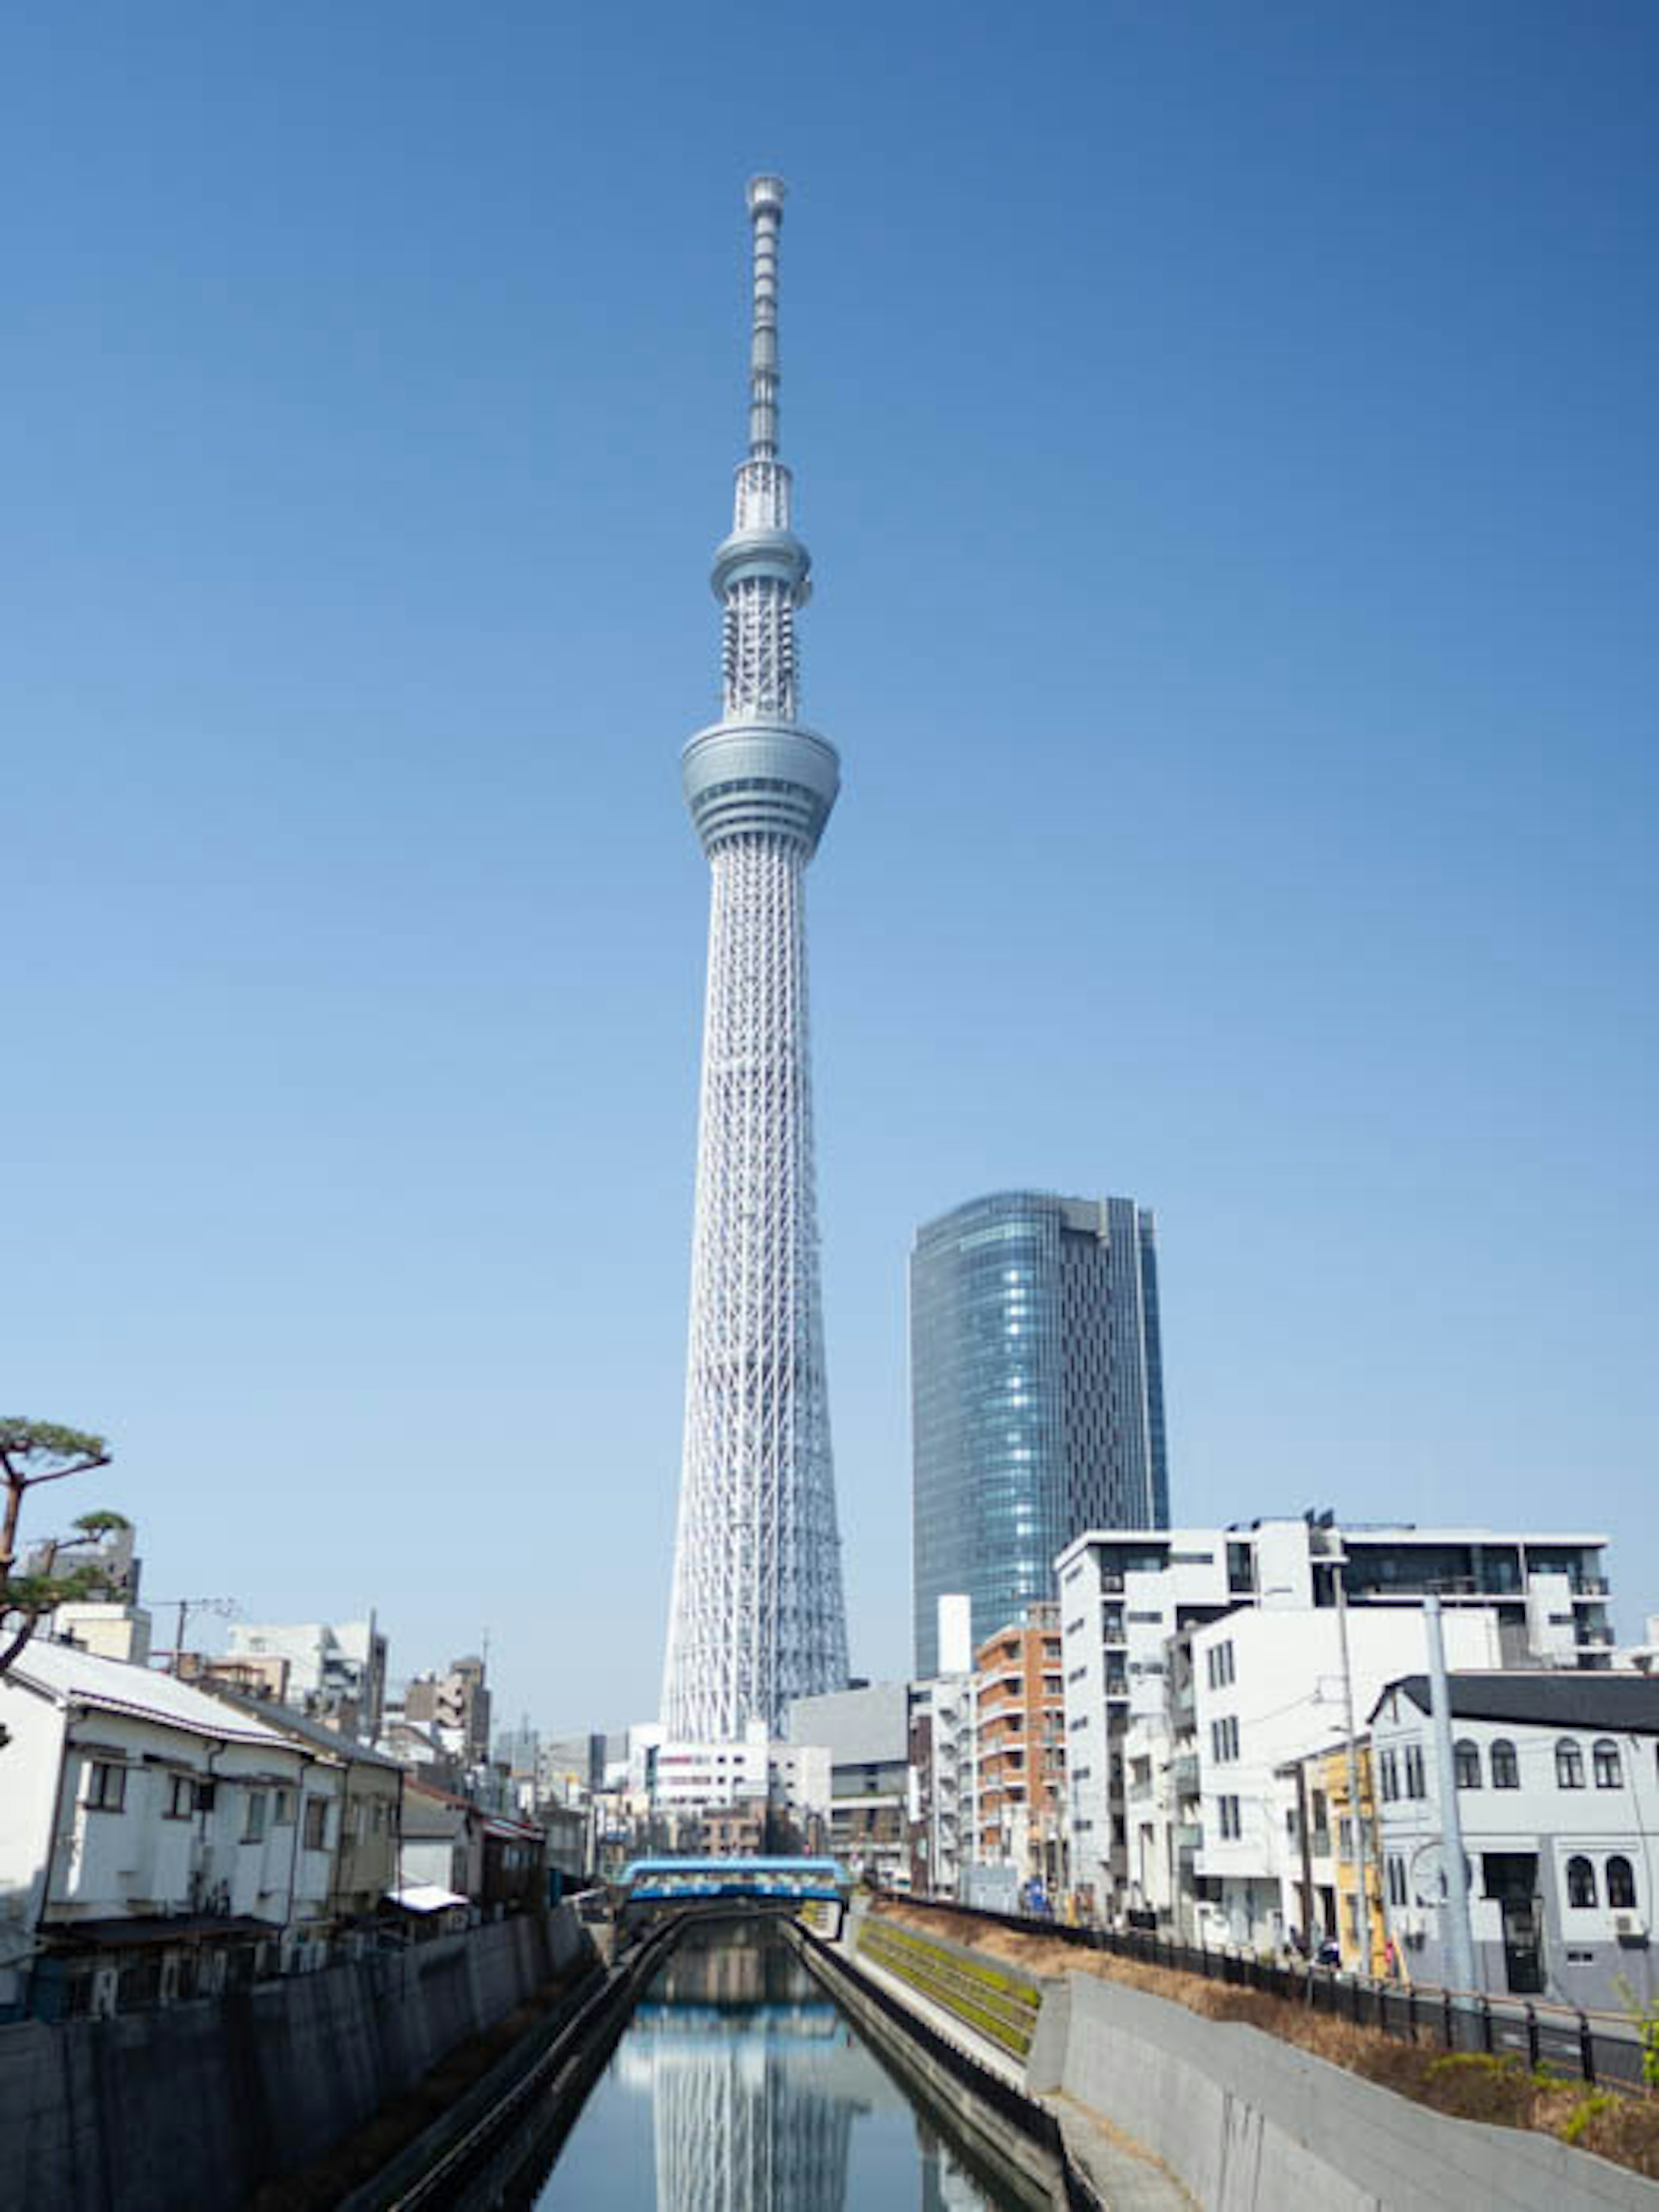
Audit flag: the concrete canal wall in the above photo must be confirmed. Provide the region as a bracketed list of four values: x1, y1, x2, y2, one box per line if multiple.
[1037, 1970, 1659, 2212]
[0, 1905, 589, 2212]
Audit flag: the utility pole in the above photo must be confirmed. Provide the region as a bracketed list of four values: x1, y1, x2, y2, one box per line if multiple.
[1294, 1760, 1317, 1961]
[1425, 1594, 1479, 1993]
[154, 1595, 237, 1675]
[1335, 1573, 1374, 1975]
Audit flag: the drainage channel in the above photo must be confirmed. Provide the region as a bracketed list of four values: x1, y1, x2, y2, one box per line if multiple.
[440, 1917, 1056, 2210]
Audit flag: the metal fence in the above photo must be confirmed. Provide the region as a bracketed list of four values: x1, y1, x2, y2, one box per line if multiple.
[913, 1899, 1648, 2092]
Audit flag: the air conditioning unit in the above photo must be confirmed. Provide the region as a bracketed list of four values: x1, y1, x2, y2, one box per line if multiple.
[1612, 1913, 1648, 1944]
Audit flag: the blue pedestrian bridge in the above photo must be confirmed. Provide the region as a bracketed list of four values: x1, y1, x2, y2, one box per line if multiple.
[619, 1856, 847, 1906]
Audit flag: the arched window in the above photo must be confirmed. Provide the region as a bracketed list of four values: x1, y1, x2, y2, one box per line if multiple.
[1453, 1738, 1481, 1789]
[1607, 1856, 1637, 1911]
[1566, 1856, 1597, 1909]
[1556, 1738, 1586, 1789]
[1592, 1739, 1622, 1789]
[1491, 1738, 1519, 1789]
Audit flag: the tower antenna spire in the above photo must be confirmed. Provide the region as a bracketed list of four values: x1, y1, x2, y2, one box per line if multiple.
[746, 174, 785, 459]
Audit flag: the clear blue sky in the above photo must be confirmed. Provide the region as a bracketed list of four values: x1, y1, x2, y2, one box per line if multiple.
[6, 3, 1655, 1731]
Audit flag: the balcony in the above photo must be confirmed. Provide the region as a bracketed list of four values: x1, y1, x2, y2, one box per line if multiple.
[1171, 1754, 1199, 1798]
[1578, 1625, 1616, 1646]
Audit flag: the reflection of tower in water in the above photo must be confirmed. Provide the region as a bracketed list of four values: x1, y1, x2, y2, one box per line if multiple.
[650, 2028, 855, 2212]
[621, 1926, 861, 2212]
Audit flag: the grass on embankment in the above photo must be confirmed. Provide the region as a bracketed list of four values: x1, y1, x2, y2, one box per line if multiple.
[871, 1901, 1659, 2182]
[856, 1916, 1042, 2057]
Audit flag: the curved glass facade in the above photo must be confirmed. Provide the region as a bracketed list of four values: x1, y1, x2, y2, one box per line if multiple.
[909, 1191, 1169, 1678]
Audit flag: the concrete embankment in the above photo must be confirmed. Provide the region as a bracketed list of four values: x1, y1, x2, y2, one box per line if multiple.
[344, 1913, 686, 2212]
[0, 1906, 590, 2212]
[880, 1903, 1659, 2212]
[1043, 1968, 1659, 2212]
[793, 1910, 1195, 2209]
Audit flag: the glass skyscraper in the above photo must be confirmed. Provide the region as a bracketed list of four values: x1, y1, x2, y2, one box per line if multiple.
[909, 1191, 1170, 1678]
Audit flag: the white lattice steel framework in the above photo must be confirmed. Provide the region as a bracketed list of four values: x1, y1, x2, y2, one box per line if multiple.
[661, 177, 849, 1739]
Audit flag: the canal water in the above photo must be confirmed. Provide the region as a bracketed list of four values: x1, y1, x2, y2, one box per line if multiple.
[521, 1922, 1047, 2209]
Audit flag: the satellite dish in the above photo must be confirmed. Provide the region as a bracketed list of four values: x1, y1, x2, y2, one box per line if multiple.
[1411, 1842, 1446, 1906]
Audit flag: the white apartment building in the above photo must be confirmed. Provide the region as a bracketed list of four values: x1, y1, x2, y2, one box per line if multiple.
[1371, 1671, 1659, 2013]
[1058, 1517, 1611, 1926]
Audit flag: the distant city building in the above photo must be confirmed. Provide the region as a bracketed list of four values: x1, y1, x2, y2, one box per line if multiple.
[401, 1654, 491, 1768]
[647, 1721, 831, 1856]
[226, 1617, 388, 1740]
[787, 1682, 912, 1884]
[1057, 1516, 1615, 1930]
[35, 1521, 151, 1667]
[910, 1191, 1169, 1676]
[909, 1595, 974, 1900]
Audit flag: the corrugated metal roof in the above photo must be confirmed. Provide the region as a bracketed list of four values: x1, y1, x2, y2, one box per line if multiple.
[10, 1640, 297, 1747]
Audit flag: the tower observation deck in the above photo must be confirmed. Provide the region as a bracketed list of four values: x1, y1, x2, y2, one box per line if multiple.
[660, 178, 850, 1740]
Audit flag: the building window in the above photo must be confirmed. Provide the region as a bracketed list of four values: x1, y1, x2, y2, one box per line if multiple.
[1404, 1745, 1426, 1799]
[1217, 1795, 1241, 1840]
[302, 1799, 328, 1851]
[1379, 1748, 1398, 1802]
[1556, 1739, 1586, 1789]
[165, 1774, 194, 1819]
[1453, 1739, 1481, 1789]
[1210, 1716, 1239, 1764]
[1565, 1855, 1597, 1909]
[1607, 1856, 1636, 1911]
[86, 1761, 127, 1812]
[1490, 1738, 1519, 1789]
[273, 1789, 295, 1826]
[243, 1792, 267, 1844]
[1592, 1739, 1622, 1790]
[1387, 1855, 1409, 1906]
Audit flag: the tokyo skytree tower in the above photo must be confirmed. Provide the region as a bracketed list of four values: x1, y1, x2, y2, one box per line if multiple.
[660, 177, 849, 1739]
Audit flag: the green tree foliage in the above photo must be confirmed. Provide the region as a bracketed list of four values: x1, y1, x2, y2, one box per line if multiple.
[0, 1419, 125, 1683]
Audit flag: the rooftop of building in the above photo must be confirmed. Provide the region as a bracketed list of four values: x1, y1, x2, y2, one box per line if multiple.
[913, 1189, 1150, 1247]
[1058, 1520, 1607, 1569]
[6, 1637, 296, 1747]
[193, 1680, 405, 1770]
[1373, 1671, 1659, 1732]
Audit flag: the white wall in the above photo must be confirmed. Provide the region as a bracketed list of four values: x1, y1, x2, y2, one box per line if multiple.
[1190, 1606, 1504, 1940]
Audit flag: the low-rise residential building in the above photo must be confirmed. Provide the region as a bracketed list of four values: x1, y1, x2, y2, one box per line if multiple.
[400, 1781, 547, 1915]
[195, 1684, 404, 1925]
[1059, 1517, 1613, 1924]
[0, 1641, 312, 2018]
[970, 1605, 1065, 1902]
[1370, 1671, 1659, 2012]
